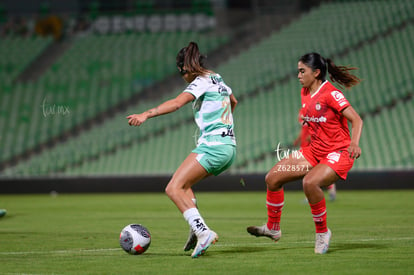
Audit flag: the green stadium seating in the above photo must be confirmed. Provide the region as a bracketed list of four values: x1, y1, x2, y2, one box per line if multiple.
[0, 36, 52, 85]
[0, 31, 229, 164]
[1, 0, 413, 177]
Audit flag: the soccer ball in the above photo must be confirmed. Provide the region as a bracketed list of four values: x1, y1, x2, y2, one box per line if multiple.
[119, 224, 151, 255]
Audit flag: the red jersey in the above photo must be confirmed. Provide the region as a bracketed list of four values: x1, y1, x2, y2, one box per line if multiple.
[300, 81, 351, 156]
[298, 108, 311, 147]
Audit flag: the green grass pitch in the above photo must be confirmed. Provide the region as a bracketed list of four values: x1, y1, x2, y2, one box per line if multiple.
[0, 190, 413, 274]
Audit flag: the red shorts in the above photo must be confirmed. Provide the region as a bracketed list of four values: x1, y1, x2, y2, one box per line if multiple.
[301, 146, 354, 180]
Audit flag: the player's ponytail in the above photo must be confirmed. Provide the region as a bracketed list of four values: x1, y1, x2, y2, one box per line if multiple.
[176, 42, 210, 76]
[326, 58, 361, 89]
[299, 52, 361, 89]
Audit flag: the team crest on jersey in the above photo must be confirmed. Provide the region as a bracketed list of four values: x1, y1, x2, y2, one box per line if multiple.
[211, 75, 220, 84]
[315, 102, 321, 111]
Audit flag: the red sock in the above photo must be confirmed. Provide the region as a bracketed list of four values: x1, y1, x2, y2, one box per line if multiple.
[266, 189, 284, 231]
[309, 198, 328, 233]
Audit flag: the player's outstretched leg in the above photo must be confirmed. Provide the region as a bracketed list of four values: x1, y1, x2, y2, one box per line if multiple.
[246, 224, 281, 242]
[247, 188, 284, 242]
[248, 156, 309, 243]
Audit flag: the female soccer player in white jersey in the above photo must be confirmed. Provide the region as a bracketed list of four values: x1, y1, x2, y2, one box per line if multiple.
[247, 52, 363, 254]
[127, 42, 237, 258]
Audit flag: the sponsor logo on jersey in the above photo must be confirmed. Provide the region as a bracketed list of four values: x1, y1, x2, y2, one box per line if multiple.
[303, 115, 327, 123]
[221, 127, 234, 137]
[218, 85, 229, 96]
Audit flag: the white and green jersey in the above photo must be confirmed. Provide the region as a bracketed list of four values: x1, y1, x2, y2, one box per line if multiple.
[183, 73, 236, 147]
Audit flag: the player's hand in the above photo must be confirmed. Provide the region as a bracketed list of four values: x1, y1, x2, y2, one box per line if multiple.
[127, 113, 147, 126]
[347, 142, 361, 159]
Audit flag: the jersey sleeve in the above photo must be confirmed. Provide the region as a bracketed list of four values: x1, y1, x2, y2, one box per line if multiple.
[327, 90, 350, 112]
[183, 76, 208, 99]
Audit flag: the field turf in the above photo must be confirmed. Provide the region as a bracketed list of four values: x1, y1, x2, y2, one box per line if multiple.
[0, 190, 413, 274]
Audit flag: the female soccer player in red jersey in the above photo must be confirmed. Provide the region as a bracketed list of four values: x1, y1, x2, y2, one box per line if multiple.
[247, 52, 363, 254]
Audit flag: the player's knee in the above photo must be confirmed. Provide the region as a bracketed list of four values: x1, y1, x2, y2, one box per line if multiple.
[165, 179, 188, 200]
[302, 174, 318, 191]
[165, 183, 176, 199]
[264, 171, 273, 187]
[265, 171, 282, 191]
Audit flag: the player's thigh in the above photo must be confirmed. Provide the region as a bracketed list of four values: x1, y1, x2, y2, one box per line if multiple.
[193, 144, 236, 176]
[168, 153, 210, 191]
[266, 154, 313, 190]
[303, 163, 339, 189]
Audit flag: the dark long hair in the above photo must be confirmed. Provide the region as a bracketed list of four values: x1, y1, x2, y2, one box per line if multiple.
[299, 52, 361, 89]
[176, 42, 210, 76]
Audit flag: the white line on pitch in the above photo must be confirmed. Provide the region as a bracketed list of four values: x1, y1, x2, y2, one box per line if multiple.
[216, 236, 414, 246]
[0, 237, 413, 256]
[0, 248, 120, 255]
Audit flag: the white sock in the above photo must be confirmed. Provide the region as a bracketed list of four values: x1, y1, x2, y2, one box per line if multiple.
[183, 208, 209, 236]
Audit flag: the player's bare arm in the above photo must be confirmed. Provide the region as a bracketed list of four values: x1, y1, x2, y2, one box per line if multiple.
[127, 92, 195, 126]
[230, 94, 238, 113]
[342, 105, 363, 159]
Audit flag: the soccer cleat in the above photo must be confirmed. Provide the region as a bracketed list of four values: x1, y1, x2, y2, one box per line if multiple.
[191, 230, 218, 258]
[314, 228, 332, 254]
[0, 209, 6, 217]
[246, 225, 282, 242]
[183, 228, 197, 251]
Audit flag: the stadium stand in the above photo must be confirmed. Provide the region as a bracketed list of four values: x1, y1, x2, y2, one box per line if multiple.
[1, 0, 413, 177]
[0, 32, 228, 166]
[0, 36, 53, 162]
[357, 97, 414, 169]
[0, 37, 52, 85]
